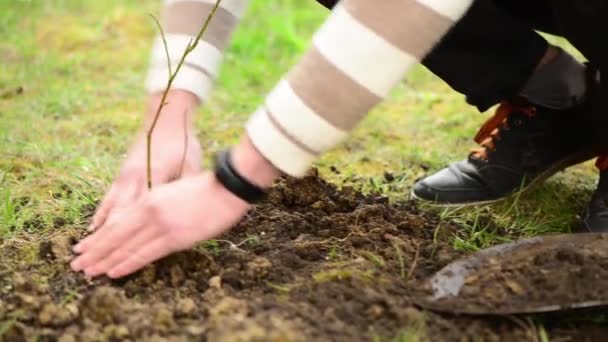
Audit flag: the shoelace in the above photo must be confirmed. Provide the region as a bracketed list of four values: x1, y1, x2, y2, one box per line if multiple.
[597, 155, 608, 172]
[471, 101, 537, 161]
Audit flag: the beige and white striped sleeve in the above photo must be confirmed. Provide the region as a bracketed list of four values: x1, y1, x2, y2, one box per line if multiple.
[145, 0, 248, 102]
[246, 0, 473, 177]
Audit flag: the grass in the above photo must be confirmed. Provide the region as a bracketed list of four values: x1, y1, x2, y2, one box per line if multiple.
[0, 0, 601, 339]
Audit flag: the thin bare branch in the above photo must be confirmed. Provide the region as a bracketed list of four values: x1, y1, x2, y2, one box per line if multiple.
[146, 0, 223, 189]
[149, 14, 172, 78]
[178, 109, 189, 178]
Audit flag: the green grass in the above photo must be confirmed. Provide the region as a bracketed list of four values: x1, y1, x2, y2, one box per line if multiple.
[0, 0, 601, 338]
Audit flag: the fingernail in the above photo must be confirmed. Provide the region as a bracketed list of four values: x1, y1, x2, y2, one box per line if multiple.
[73, 244, 83, 253]
[84, 268, 96, 277]
[70, 259, 82, 272]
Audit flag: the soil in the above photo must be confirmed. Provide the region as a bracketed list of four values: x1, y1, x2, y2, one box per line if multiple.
[1, 171, 607, 341]
[421, 233, 608, 315]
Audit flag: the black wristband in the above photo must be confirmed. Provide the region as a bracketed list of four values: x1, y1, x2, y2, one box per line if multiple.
[213, 149, 267, 204]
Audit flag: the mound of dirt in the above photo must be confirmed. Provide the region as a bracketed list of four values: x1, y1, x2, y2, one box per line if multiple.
[1, 171, 607, 341]
[421, 233, 608, 315]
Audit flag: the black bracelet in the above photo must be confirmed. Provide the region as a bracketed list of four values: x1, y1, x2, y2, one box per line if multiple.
[213, 149, 267, 204]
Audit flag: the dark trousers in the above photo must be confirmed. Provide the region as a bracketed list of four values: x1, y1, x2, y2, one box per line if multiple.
[550, 1, 607, 143]
[316, 0, 604, 114]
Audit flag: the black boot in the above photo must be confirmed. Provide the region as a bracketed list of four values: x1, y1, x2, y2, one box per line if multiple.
[411, 97, 600, 206]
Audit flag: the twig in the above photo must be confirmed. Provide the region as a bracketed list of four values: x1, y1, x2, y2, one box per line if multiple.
[293, 228, 383, 248]
[177, 109, 189, 178]
[149, 14, 172, 78]
[214, 238, 255, 252]
[146, 0, 223, 189]
[406, 241, 421, 280]
[391, 240, 405, 279]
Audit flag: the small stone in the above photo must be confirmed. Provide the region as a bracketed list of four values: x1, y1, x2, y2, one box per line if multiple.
[175, 298, 197, 317]
[209, 276, 222, 289]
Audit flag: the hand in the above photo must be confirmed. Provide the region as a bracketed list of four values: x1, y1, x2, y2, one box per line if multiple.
[73, 136, 282, 278]
[90, 90, 202, 231]
[71, 172, 252, 278]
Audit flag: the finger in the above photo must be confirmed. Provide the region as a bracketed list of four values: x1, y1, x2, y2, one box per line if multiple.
[83, 225, 163, 277]
[89, 181, 143, 234]
[106, 181, 143, 216]
[89, 180, 141, 232]
[89, 185, 120, 231]
[76, 212, 127, 253]
[71, 207, 146, 272]
[77, 188, 148, 254]
[107, 237, 174, 278]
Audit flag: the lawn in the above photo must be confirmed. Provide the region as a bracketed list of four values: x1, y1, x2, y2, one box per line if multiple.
[0, 1, 603, 341]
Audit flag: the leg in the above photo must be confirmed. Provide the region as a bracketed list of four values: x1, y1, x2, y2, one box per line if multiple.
[421, 0, 548, 111]
[316, 0, 549, 112]
[549, 0, 608, 232]
[409, 1, 599, 205]
[500, 0, 608, 232]
[315, 0, 600, 207]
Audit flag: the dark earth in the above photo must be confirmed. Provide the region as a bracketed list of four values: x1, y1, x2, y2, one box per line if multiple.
[420, 233, 608, 315]
[1, 171, 608, 341]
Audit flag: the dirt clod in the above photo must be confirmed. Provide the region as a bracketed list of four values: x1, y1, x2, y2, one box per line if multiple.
[39, 234, 74, 262]
[82, 286, 124, 324]
[209, 275, 222, 289]
[38, 302, 79, 327]
[175, 298, 197, 317]
[425, 233, 608, 315]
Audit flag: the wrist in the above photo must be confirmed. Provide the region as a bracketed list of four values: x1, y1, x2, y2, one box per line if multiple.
[230, 135, 282, 189]
[143, 90, 200, 131]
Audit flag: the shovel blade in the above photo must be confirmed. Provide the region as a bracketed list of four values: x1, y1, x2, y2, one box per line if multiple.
[417, 233, 608, 315]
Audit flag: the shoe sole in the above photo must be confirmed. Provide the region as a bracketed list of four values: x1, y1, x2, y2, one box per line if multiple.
[410, 147, 603, 208]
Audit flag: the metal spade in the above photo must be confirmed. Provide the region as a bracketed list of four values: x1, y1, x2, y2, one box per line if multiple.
[416, 233, 608, 315]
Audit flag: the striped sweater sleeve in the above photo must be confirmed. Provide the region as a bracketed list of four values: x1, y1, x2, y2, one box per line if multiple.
[145, 0, 248, 102]
[246, 0, 473, 177]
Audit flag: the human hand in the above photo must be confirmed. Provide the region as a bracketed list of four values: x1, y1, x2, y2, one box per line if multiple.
[72, 172, 251, 278]
[89, 90, 202, 231]
[73, 136, 282, 278]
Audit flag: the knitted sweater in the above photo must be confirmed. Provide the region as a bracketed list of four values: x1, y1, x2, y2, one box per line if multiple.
[145, 0, 473, 177]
